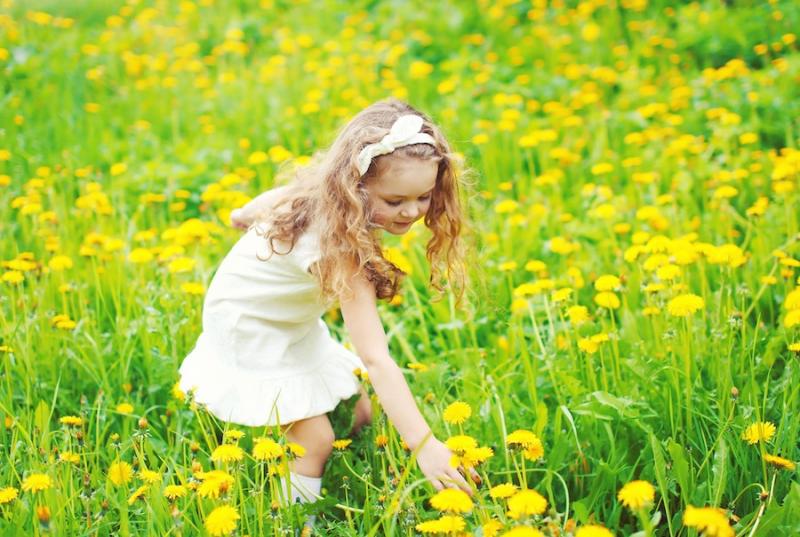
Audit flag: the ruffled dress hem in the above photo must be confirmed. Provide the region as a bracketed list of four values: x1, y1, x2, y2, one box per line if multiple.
[178, 343, 365, 427]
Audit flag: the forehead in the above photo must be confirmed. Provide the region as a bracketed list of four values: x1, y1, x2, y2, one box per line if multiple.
[370, 156, 439, 197]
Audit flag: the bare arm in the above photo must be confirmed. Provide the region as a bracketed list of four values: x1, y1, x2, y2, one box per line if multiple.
[230, 185, 290, 229]
[339, 271, 476, 494]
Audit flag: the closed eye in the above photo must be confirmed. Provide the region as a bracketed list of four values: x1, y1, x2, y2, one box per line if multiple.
[386, 194, 432, 207]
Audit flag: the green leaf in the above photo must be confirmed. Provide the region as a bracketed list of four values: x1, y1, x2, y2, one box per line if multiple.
[668, 440, 693, 505]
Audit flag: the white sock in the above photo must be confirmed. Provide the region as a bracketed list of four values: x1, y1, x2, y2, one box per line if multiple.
[280, 471, 322, 505]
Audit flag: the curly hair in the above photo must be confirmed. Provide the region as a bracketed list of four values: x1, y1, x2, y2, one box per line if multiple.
[253, 98, 467, 304]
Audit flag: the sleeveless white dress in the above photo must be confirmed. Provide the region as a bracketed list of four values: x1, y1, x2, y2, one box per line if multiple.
[178, 222, 366, 427]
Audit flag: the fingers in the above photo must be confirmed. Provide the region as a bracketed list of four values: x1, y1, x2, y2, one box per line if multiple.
[442, 468, 473, 495]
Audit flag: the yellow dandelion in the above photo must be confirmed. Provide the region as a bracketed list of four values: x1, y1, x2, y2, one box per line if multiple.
[429, 488, 473, 513]
[594, 292, 620, 309]
[489, 482, 517, 499]
[286, 442, 307, 458]
[567, 305, 590, 325]
[594, 275, 621, 291]
[507, 489, 547, 519]
[59, 415, 83, 427]
[446, 435, 478, 453]
[164, 484, 188, 500]
[332, 439, 352, 450]
[501, 527, 544, 537]
[374, 435, 389, 449]
[253, 438, 283, 461]
[204, 504, 240, 536]
[576, 525, 614, 537]
[762, 453, 796, 471]
[506, 429, 540, 448]
[683, 505, 734, 537]
[21, 473, 52, 493]
[667, 293, 705, 317]
[0, 487, 19, 504]
[416, 515, 465, 534]
[59, 451, 80, 464]
[211, 444, 244, 463]
[617, 480, 655, 510]
[116, 402, 134, 414]
[443, 401, 472, 425]
[108, 461, 133, 486]
[196, 470, 235, 499]
[483, 519, 504, 537]
[742, 421, 776, 445]
[522, 438, 545, 461]
[127, 485, 148, 505]
[139, 469, 161, 484]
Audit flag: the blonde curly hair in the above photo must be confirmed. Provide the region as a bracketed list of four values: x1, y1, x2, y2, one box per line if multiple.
[254, 98, 467, 304]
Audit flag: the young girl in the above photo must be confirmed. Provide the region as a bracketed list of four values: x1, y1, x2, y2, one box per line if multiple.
[178, 98, 477, 522]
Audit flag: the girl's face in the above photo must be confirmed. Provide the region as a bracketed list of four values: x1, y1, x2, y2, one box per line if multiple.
[364, 156, 439, 235]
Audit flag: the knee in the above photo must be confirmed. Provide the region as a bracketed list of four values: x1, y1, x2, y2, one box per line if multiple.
[353, 394, 373, 431]
[286, 417, 335, 461]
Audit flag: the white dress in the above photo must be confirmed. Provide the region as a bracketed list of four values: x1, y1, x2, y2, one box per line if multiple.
[178, 221, 366, 427]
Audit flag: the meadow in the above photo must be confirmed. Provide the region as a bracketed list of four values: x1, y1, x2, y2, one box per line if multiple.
[1, 0, 799, 535]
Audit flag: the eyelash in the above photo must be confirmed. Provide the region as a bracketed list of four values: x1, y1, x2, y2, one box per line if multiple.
[386, 194, 431, 207]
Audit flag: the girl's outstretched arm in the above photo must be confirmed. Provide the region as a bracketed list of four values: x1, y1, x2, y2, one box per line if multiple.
[340, 271, 476, 495]
[230, 185, 290, 229]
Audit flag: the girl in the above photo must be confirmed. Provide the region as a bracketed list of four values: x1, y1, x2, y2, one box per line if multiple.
[178, 98, 477, 523]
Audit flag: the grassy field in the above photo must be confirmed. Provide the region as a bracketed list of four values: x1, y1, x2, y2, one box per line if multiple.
[1, 0, 799, 535]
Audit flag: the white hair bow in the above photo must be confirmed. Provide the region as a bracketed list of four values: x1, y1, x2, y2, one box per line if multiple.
[356, 114, 436, 176]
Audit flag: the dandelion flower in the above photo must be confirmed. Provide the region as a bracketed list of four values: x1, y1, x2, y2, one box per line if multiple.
[196, 470, 235, 499]
[253, 438, 283, 461]
[507, 489, 547, 519]
[59, 415, 83, 427]
[108, 461, 133, 486]
[59, 451, 80, 464]
[429, 488, 473, 513]
[164, 484, 188, 500]
[576, 525, 614, 537]
[667, 293, 705, 316]
[568, 305, 590, 325]
[116, 402, 134, 413]
[286, 442, 307, 457]
[763, 453, 796, 471]
[522, 439, 545, 461]
[128, 485, 148, 505]
[618, 480, 655, 510]
[139, 469, 161, 484]
[446, 435, 478, 453]
[332, 439, 352, 450]
[443, 401, 472, 425]
[211, 444, 244, 463]
[594, 292, 620, 309]
[21, 473, 52, 493]
[502, 527, 544, 537]
[683, 505, 733, 537]
[506, 429, 540, 449]
[594, 275, 621, 291]
[204, 504, 240, 536]
[0, 487, 19, 504]
[742, 421, 776, 445]
[416, 515, 465, 534]
[489, 482, 517, 499]
[223, 430, 244, 442]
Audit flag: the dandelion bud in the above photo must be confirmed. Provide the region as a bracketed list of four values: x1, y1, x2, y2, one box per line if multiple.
[138, 417, 148, 429]
[36, 505, 51, 529]
[731, 387, 739, 399]
[110, 433, 120, 442]
[759, 490, 769, 502]
[190, 441, 200, 453]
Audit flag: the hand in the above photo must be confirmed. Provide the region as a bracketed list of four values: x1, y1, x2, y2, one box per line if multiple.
[230, 208, 249, 230]
[415, 436, 480, 496]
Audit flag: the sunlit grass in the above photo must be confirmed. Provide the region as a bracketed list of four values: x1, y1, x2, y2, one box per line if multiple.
[1, 0, 799, 535]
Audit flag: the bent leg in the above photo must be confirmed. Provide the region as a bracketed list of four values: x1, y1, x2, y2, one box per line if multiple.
[350, 385, 373, 436]
[281, 414, 335, 478]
